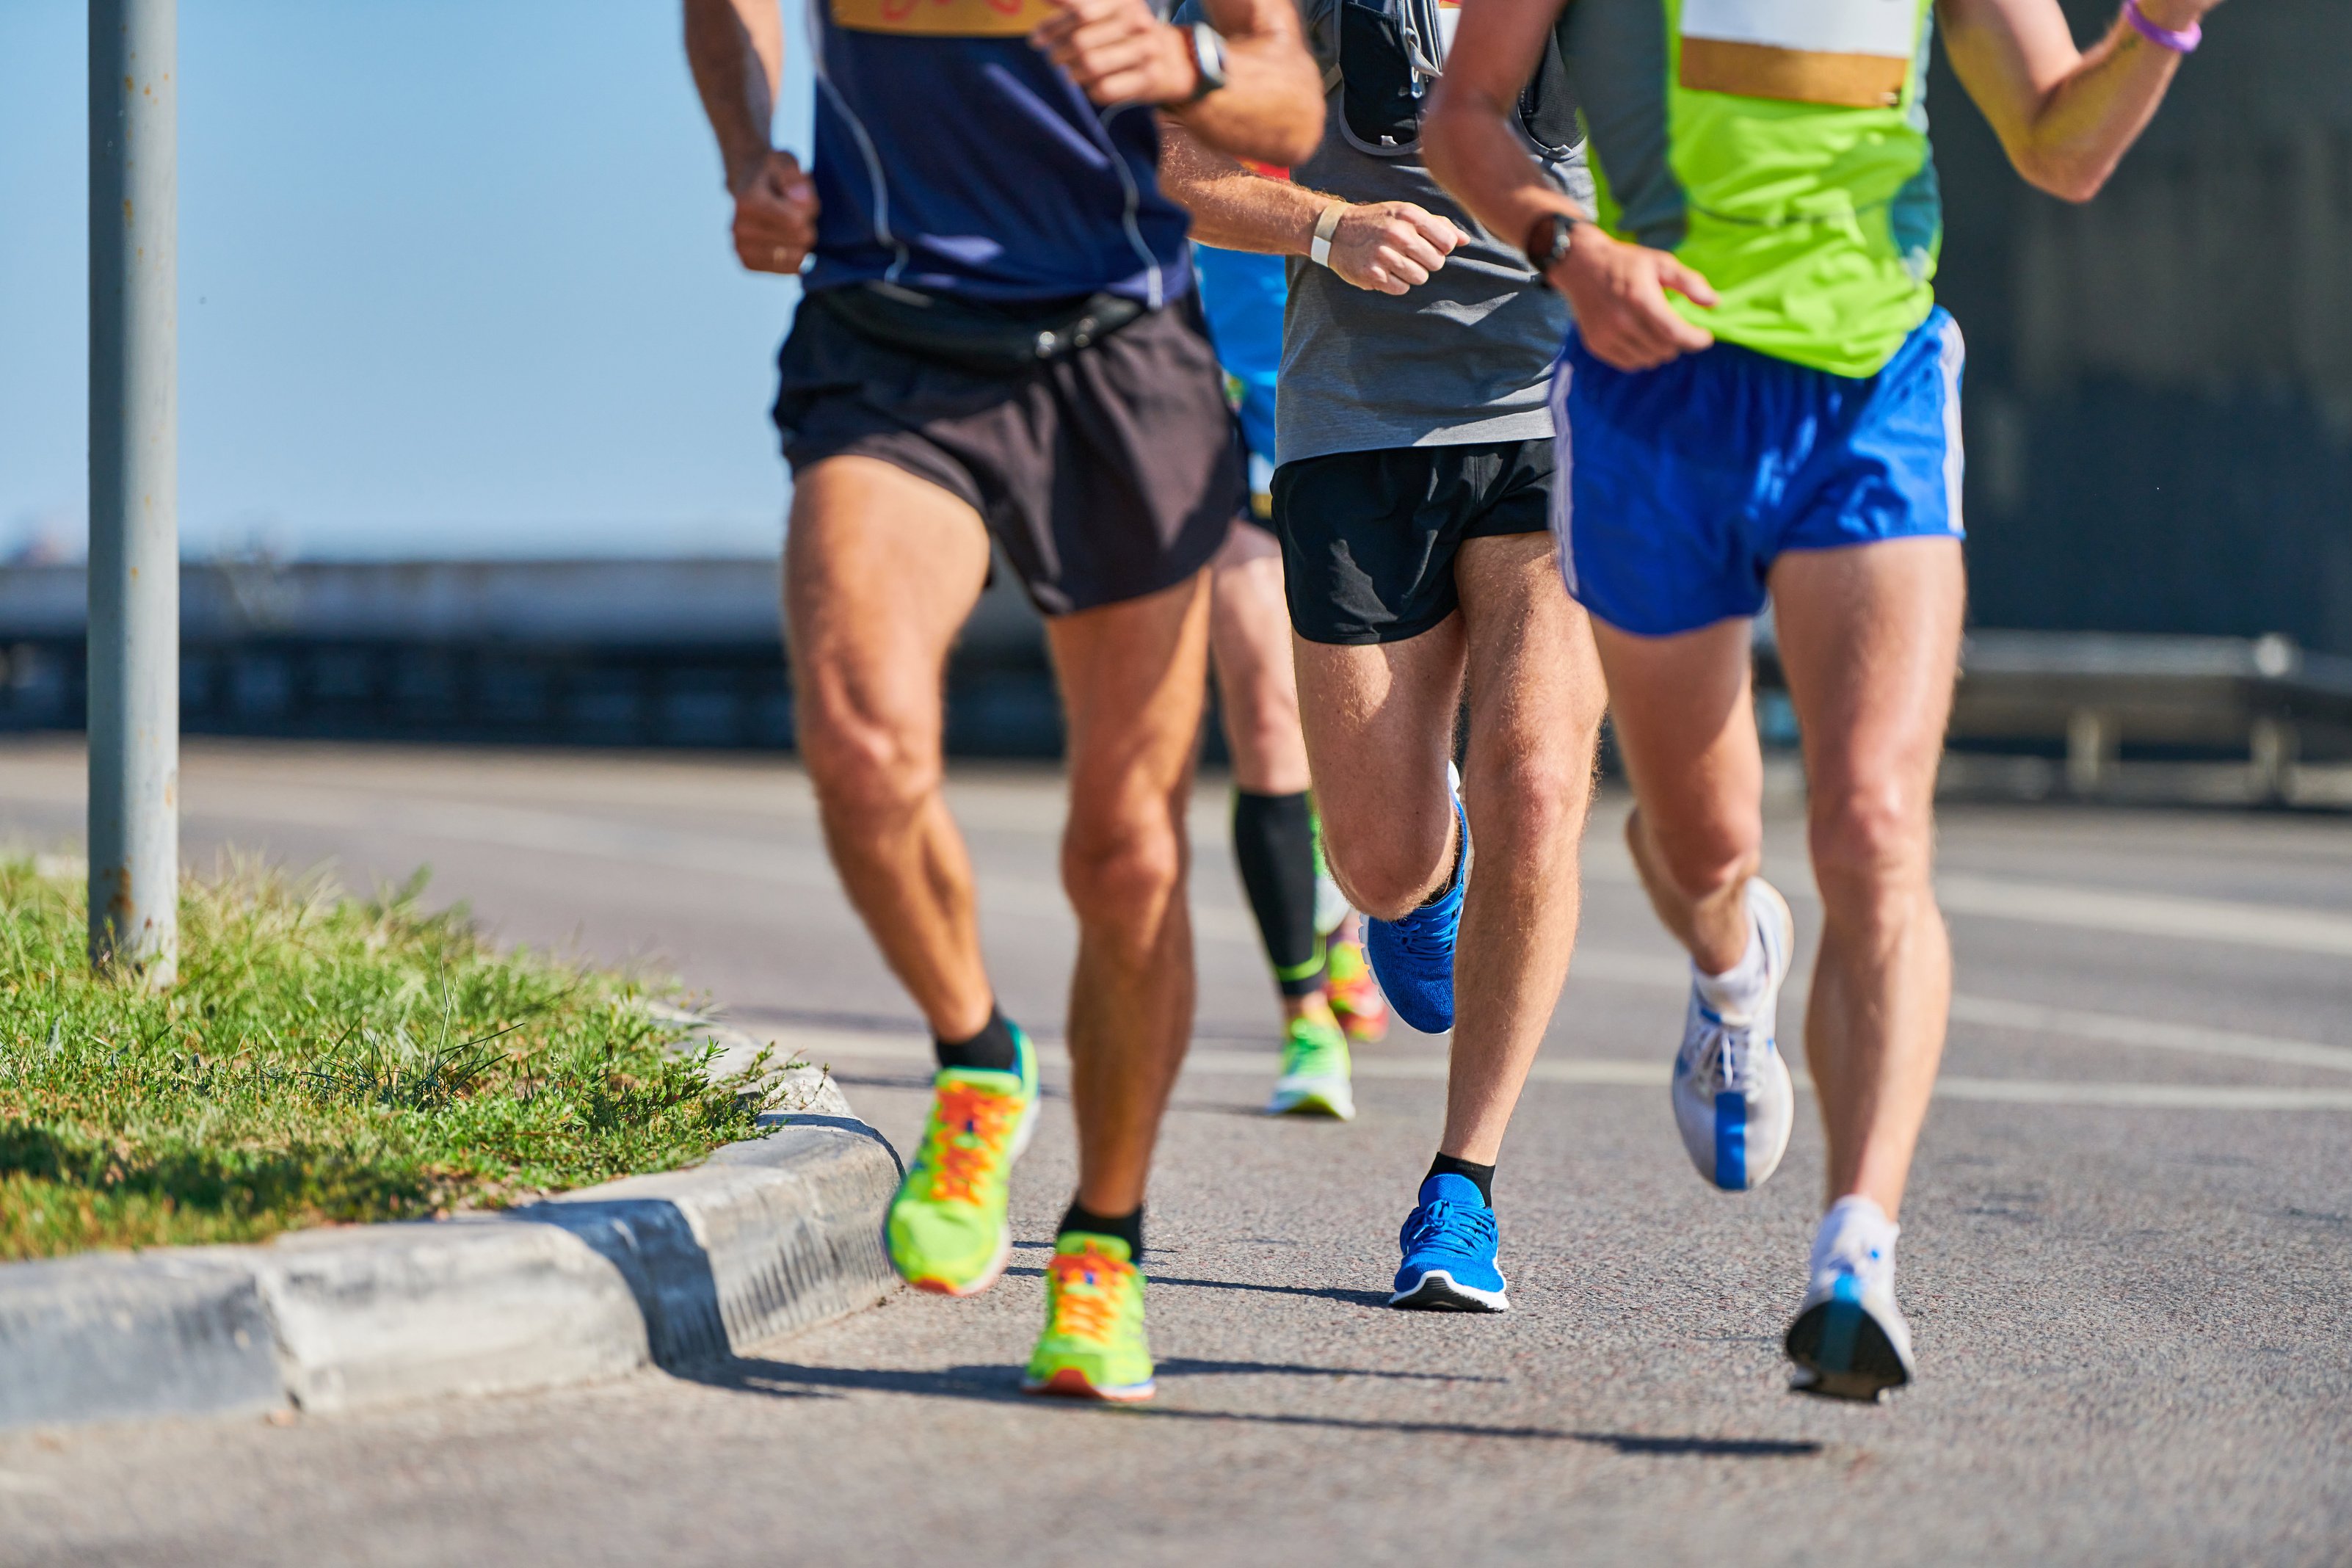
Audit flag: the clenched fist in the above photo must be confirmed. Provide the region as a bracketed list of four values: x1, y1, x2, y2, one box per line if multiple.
[1031, 0, 1201, 106]
[1325, 202, 1468, 295]
[731, 150, 819, 276]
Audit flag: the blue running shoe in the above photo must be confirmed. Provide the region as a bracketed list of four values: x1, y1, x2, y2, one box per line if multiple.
[1365, 792, 1467, 1035]
[1388, 1172, 1508, 1312]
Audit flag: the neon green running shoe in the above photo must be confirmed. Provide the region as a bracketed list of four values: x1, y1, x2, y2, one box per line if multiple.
[885, 1026, 1037, 1296]
[1266, 1015, 1354, 1119]
[1022, 1233, 1155, 1402]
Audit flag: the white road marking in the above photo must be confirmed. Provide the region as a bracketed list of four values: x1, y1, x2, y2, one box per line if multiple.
[781, 1030, 2352, 1112]
[8, 775, 2352, 1081]
[1934, 872, 2352, 959]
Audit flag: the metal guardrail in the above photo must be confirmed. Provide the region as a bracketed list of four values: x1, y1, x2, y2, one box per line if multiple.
[2, 562, 2349, 803]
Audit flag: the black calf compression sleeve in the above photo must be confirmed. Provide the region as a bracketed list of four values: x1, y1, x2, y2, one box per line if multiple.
[1233, 789, 1324, 997]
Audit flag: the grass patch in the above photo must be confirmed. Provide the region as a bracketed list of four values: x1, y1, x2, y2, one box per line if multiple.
[0, 858, 765, 1261]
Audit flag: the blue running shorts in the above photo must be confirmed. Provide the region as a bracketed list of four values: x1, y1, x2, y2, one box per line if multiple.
[1550, 308, 1965, 637]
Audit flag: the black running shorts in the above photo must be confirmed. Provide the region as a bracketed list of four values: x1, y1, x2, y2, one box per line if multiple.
[1271, 439, 1556, 645]
[772, 291, 1244, 617]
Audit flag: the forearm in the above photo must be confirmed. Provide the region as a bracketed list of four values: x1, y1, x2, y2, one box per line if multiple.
[1423, 81, 1582, 260]
[683, 0, 781, 191]
[2000, 20, 2181, 200]
[1158, 122, 1333, 254]
[1941, 0, 2206, 203]
[1170, 0, 1325, 167]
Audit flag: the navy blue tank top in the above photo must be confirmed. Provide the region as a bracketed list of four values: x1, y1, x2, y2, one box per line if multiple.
[807, 0, 1194, 306]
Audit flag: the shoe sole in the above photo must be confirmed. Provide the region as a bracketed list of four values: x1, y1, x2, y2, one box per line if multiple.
[1784, 1299, 1912, 1403]
[1022, 1368, 1155, 1403]
[1387, 1268, 1509, 1313]
[1266, 1078, 1356, 1120]
[891, 1089, 1040, 1297]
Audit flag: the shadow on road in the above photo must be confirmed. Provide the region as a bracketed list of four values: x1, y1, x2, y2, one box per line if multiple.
[682, 1357, 1822, 1458]
[999, 1263, 1392, 1310]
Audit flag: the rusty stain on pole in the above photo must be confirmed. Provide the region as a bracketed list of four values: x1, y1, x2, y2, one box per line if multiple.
[87, 0, 179, 984]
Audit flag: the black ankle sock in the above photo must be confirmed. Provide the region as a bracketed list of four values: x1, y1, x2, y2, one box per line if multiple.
[1058, 1199, 1144, 1260]
[935, 1005, 1018, 1073]
[1233, 790, 1325, 997]
[1426, 1153, 1495, 1208]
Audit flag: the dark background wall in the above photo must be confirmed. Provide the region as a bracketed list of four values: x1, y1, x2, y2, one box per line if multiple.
[1934, 0, 2352, 651]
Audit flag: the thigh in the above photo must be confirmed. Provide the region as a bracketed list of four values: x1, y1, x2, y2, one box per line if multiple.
[1293, 621, 1464, 849]
[1209, 523, 1309, 792]
[1455, 531, 1605, 773]
[1588, 616, 1764, 867]
[1048, 571, 1215, 852]
[1768, 536, 1964, 844]
[783, 456, 992, 749]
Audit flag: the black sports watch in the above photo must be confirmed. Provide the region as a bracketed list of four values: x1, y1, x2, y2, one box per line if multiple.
[1523, 210, 1585, 275]
[1180, 22, 1230, 103]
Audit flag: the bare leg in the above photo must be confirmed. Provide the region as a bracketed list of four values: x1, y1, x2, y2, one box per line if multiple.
[1049, 573, 1214, 1216]
[1591, 617, 1764, 980]
[1770, 537, 1964, 1216]
[1443, 534, 1605, 1163]
[1208, 523, 1336, 1031]
[1208, 522, 1310, 796]
[1295, 533, 1604, 1163]
[784, 457, 994, 1041]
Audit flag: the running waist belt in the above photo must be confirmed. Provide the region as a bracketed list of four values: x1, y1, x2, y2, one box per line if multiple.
[813, 283, 1148, 374]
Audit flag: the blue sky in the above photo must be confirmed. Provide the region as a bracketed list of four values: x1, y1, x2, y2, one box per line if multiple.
[0, 1, 819, 560]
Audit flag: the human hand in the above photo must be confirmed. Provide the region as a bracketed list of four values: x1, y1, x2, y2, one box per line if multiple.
[730, 150, 818, 275]
[1032, 0, 1199, 106]
[1548, 227, 1717, 370]
[1326, 202, 1468, 295]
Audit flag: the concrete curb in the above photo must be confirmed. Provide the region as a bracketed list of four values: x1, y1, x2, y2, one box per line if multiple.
[0, 1021, 904, 1432]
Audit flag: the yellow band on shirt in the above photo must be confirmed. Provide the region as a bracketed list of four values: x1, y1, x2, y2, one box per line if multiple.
[831, 0, 1057, 36]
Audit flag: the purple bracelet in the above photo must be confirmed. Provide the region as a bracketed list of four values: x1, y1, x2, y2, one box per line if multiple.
[2124, 0, 2202, 52]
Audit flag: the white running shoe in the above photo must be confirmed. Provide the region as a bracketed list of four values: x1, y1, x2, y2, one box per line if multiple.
[1786, 1207, 1916, 1402]
[1670, 879, 1796, 1191]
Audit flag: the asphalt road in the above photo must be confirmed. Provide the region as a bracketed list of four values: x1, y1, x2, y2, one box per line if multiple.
[0, 739, 2347, 1567]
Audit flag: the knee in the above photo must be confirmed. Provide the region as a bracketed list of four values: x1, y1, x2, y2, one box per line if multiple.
[796, 694, 938, 834]
[1808, 780, 1933, 928]
[1467, 749, 1594, 854]
[1323, 810, 1451, 921]
[1628, 805, 1757, 907]
[1062, 809, 1186, 933]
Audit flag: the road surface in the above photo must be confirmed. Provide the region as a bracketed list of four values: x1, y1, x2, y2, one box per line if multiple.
[0, 740, 2345, 1566]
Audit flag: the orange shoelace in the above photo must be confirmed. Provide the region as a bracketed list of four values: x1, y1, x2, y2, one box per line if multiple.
[1045, 1244, 1135, 1345]
[923, 1081, 1020, 1204]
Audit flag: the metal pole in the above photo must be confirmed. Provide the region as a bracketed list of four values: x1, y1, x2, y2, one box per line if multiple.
[87, 0, 178, 984]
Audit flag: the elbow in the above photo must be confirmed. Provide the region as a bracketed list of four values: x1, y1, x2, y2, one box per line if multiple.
[1264, 102, 1324, 169]
[2013, 147, 2113, 206]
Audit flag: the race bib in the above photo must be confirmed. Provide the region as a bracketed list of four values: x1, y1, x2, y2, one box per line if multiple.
[832, 0, 1056, 37]
[1678, 0, 1919, 109]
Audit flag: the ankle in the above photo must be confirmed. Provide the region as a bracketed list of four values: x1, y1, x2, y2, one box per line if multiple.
[1059, 1199, 1144, 1260]
[1426, 1152, 1495, 1207]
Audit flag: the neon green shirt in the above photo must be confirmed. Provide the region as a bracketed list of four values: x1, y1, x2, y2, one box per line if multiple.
[1560, 0, 1942, 377]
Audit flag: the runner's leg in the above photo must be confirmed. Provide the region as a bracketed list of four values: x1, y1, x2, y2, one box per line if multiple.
[1210, 523, 1359, 1116]
[1590, 617, 1764, 981]
[1768, 536, 1963, 1217]
[1294, 623, 1463, 923]
[784, 456, 994, 1039]
[1210, 522, 1311, 796]
[1442, 532, 1604, 1164]
[1048, 570, 1215, 1219]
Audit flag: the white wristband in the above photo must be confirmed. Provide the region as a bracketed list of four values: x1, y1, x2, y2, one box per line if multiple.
[1309, 203, 1346, 269]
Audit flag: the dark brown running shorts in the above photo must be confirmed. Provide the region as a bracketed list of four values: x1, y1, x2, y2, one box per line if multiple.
[772, 291, 1244, 617]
